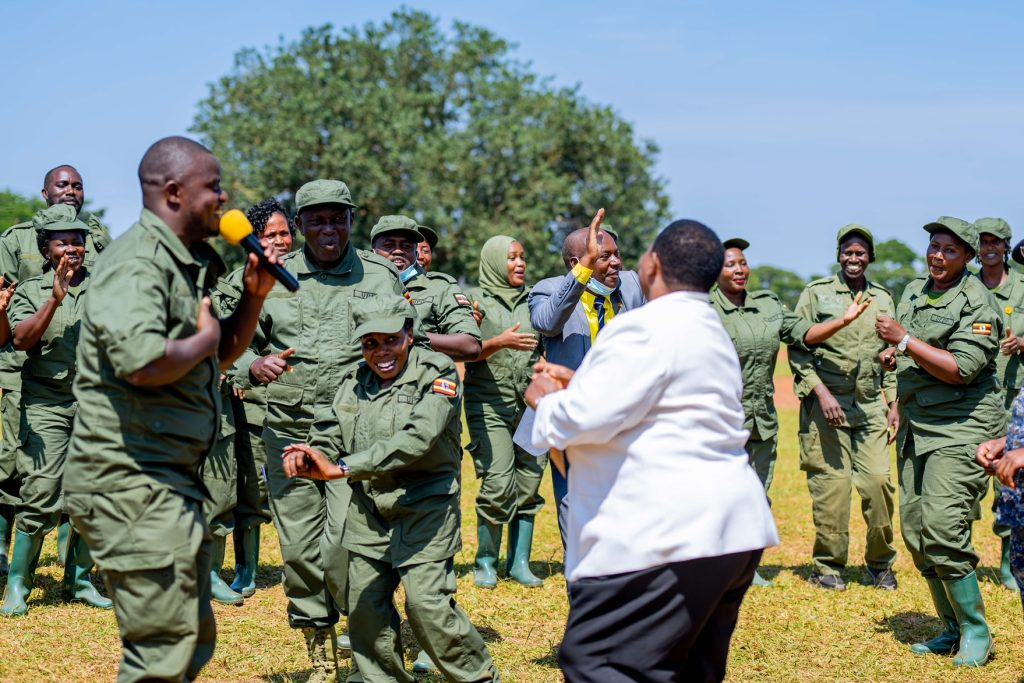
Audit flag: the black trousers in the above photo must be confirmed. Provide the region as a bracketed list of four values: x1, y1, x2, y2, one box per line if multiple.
[560, 550, 762, 683]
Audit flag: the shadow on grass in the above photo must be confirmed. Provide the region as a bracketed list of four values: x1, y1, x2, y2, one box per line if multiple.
[454, 560, 565, 581]
[261, 664, 360, 683]
[532, 643, 560, 668]
[875, 611, 942, 644]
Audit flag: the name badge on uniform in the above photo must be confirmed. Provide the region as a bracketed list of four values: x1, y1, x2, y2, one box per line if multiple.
[354, 290, 377, 300]
[454, 293, 472, 308]
[432, 378, 458, 397]
[973, 323, 993, 336]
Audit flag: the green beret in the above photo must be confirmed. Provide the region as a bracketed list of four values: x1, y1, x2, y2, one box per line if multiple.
[923, 216, 979, 254]
[417, 225, 438, 249]
[32, 203, 88, 235]
[295, 179, 357, 212]
[836, 224, 875, 260]
[975, 217, 1012, 241]
[369, 215, 422, 244]
[722, 238, 750, 251]
[351, 293, 416, 340]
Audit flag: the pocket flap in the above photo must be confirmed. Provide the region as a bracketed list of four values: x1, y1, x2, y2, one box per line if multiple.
[915, 384, 964, 407]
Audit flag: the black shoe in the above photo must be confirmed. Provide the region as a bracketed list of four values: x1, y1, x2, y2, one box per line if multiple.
[809, 573, 847, 591]
[868, 567, 898, 591]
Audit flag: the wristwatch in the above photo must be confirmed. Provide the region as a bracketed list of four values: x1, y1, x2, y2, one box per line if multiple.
[337, 460, 351, 478]
[896, 333, 911, 355]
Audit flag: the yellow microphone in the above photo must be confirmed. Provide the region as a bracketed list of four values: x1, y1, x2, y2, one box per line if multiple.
[219, 209, 299, 291]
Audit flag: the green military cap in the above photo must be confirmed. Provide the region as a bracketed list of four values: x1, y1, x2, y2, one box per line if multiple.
[923, 216, 979, 254]
[351, 293, 416, 339]
[600, 224, 619, 242]
[417, 224, 438, 248]
[836, 224, 875, 260]
[723, 238, 750, 251]
[32, 203, 88, 235]
[294, 179, 358, 212]
[975, 217, 1012, 241]
[369, 215, 422, 244]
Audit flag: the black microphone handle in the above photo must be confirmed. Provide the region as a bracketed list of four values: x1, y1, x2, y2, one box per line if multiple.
[240, 234, 300, 292]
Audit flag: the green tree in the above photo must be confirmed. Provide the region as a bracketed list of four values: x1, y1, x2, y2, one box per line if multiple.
[868, 238, 923, 301]
[0, 189, 45, 231]
[191, 9, 670, 278]
[749, 265, 814, 309]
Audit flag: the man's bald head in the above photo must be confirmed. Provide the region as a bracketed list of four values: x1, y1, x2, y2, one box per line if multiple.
[138, 136, 214, 198]
[137, 136, 226, 243]
[562, 227, 611, 268]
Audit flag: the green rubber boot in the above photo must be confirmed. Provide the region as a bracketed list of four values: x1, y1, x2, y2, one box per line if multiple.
[474, 518, 502, 588]
[506, 515, 543, 587]
[944, 572, 993, 667]
[301, 625, 341, 683]
[229, 525, 259, 597]
[911, 577, 960, 655]
[999, 537, 1019, 592]
[0, 530, 43, 617]
[0, 504, 12, 576]
[209, 535, 244, 606]
[62, 529, 112, 609]
[412, 649, 438, 674]
[56, 516, 71, 566]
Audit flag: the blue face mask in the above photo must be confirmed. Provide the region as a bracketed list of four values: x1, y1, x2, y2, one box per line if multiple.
[400, 264, 421, 283]
[587, 277, 618, 298]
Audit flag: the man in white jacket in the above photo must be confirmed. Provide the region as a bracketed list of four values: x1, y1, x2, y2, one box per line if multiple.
[526, 219, 778, 683]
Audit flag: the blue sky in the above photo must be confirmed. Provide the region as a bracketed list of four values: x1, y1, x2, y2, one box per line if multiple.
[2, 1, 1022, 275]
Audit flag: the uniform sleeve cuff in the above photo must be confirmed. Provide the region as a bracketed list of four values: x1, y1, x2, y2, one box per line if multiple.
[571, 263, 593, 285]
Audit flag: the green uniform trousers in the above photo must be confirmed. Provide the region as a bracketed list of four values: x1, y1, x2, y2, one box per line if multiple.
[744, 432, 778, 495]
[348, 553, 499, 683]
[200, 427, 237, 538]
[899, 436, 989, 581]
[66, 485, 215, 683]
[16, 400, 75, 536]
[465, 402, 546, 526]
[0, 389, 23, 505]
[234, 420, 271, 532]
[798, 398, 896, 575]
[264, 425, 343, 629]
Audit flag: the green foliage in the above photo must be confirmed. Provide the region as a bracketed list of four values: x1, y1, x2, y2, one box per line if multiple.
[749, 265, 815, 309]
[0, 189, 45, 231]
[191, 9, 670, 280]
[869, 238, 923, 300]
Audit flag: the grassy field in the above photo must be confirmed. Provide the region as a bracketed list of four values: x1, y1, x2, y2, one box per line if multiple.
[3, 392, 1024, 680]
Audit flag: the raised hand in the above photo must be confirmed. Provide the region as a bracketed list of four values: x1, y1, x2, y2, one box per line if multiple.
[242, 250, 279, 298]
[579, 208, 606, 270]
[250, 347, 295, 384]
[495, 322, 538, 351]
[0, 278, 16, 313]
[842, 291, 873, 325]
[51, 254, 73, 302]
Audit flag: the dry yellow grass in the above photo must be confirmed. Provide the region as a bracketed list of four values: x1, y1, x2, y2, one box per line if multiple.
[3, 407, 1024, 681]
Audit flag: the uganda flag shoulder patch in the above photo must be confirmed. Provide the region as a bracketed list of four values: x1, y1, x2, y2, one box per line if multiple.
[973, 323, 992, 336]
[454, 293, 472, 308]
[432, 378, 458, 397]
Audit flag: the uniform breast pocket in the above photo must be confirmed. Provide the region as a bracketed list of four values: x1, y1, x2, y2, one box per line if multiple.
[264, 293, 303, 332]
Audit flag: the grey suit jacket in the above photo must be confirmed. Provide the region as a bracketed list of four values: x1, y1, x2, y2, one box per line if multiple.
[528, 270, 645, 370]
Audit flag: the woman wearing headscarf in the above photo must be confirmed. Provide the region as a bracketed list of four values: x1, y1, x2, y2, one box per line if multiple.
[464, 236, 544, 588]
[876, 217, 1004, 667]
[711, 237, 871, 588]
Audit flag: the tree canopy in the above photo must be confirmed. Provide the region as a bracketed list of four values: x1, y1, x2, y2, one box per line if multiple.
[0, 189, 45, 231]
[191, 9, 670, 278]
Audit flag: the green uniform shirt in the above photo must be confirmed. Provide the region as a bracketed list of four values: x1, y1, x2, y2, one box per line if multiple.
[973, 268, 1024, 408]
[213, 265, 267, 424]
[6, 270, 90, 405]
[894, 274, 1006, 455]
[64, 209, 225, 502]
[310, 347, 462, 567]
[789, 274, 896, 425]
[0, 210, 110, 391]
[229, 245, 407, 431]
[406, 269, 481, 340]
[710, 286, 813, 439]
[463, 287, 540, 406]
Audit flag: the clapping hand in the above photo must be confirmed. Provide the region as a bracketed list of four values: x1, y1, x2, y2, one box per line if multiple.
[51, 254, 74, 303]
[282, 443, 345, 480]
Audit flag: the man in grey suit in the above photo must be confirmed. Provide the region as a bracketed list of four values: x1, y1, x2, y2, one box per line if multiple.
[528, 210, 646, 548]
